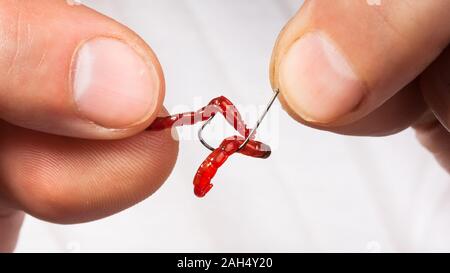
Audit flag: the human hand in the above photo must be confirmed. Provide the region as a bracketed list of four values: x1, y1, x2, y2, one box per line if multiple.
[270, 0, 450, 172]
[0, 0, 177, 252]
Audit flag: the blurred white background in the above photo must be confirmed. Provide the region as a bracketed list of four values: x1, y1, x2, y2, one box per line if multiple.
[16, 0, 449, 252]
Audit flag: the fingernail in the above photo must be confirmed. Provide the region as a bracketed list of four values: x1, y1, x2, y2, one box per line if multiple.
[72, 37, 159, 128]
[279, 32, 365, 124]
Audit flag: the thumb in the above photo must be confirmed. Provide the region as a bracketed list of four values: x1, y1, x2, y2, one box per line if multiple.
[270, 0, 450, 127]
[0, 0, 164, 139]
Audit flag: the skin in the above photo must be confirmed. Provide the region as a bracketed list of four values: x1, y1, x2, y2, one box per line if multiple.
[270, 0, 450, 170]
[0, 0, 178, 252]
[0, 0, 448, 252]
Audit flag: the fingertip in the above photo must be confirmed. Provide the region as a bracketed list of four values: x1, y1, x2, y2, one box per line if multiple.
[0, 121, 178, 224]
[71, 37, 163, 130]
[278, 32, 366, 124]
[271, 0, 450, 128]
[0, 0, 165, 140]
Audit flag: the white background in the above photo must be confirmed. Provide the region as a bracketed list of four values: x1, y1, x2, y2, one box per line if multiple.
[16, 0, 450, 252]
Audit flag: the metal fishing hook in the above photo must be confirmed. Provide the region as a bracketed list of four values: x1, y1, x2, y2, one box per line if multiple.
[198, 89, 280, 152]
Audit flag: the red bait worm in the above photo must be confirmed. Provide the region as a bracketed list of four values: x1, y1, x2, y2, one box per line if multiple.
[147, 96, 252, 138]
[147, 90, 279, 198]
[193, 136, 271, 197]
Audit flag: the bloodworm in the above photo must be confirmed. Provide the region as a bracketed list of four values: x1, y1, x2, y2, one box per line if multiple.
[193, 136, 271, 197]
[148, 96, 252, 138]
[147, 96, 271, 197]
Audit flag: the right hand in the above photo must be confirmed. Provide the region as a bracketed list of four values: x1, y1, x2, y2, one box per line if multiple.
[270, 0, 450, 173]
